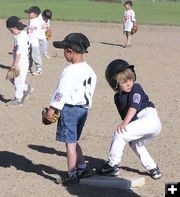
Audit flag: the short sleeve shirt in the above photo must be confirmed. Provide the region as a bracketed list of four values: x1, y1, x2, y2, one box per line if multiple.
[124, 9, 136, 32]
[14, 30, 30, 60]
[27, 17, 41, 47]
[114, 83, 155, 121]
[38, 14, 47, 40]
[50, 61, 97, 110]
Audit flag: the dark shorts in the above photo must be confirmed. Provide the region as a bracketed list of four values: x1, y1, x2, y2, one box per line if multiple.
[56, 105, 88, 143]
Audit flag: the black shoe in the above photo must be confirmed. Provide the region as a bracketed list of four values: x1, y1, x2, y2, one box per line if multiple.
[148, 167, 162, 179]
[62, 173, 79, 186]
[77, 166, 94, 179]
[96, 162, 119, 176]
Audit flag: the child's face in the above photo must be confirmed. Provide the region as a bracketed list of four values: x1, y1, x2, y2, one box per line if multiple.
[64, 48, 74, 62]
[124, 4, 131, 10]
[28, 12, 38, 19]
[119, 79, 134, 92]
[8, 27, 20, 35]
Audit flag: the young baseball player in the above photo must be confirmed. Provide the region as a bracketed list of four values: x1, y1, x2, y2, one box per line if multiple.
[96, 59, 162, 180]
[38, 9, 52, 59]
[6, 16, 33, 106]
[25, 6, 43, 75]
[123, 1, 136, 48]
[44, 33, 97, 185]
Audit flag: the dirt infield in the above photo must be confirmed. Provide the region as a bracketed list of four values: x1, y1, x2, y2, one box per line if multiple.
[0, 21, 180, 197]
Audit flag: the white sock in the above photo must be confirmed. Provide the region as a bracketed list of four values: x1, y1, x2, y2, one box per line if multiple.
[78, 163, 86, 169]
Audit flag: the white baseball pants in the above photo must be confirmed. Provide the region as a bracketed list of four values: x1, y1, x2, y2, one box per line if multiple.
[108, 108, 161, 170]
[11, 59, 29, 100]
[39, 39, 48, 56]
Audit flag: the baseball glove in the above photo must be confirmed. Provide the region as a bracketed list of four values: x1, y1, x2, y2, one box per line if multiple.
[131, 25, 138, 35]
[45, 30, 52, 41]
[42, 107, 60, 125]
[6, 68, 20, 80]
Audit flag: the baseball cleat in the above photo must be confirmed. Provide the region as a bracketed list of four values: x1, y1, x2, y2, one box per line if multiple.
[22, 85, 34, 101]
[77, 165, 94, 179]
[148, 167, 162, 179]
[61, 173, 79, 186]
[32, 68, 42, 76]
[96, 162, 119, 176]
[6, 98, 23, 107]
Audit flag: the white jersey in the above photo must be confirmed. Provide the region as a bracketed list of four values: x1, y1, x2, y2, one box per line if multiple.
[27, 17, 40, 47]
[38, 14, 47, 40]
[50, 61, 97, 110]
[13, 30, 30, 61]
[124, 9, 136, 32]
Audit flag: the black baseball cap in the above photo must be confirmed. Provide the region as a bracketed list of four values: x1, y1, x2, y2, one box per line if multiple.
[24, 6, 41, 15]
[6, 16, 27, 30]
[53, 33, 90, 54]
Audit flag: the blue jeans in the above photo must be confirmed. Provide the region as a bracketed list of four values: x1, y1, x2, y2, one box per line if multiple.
[56, 105, 88, 143]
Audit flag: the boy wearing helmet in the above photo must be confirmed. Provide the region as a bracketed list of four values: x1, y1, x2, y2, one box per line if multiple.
[96, 59, 162, 180]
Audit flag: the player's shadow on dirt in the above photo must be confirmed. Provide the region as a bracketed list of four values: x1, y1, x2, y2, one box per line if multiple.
[100, 42, 125, 48]
[0, 151, 65, 182]
[0, 94, 11, 103]
[0, 64, 11, 70]
[28, 145, 141, 197]
[28, 144, 105, 169]
[119, 166, 150, 177]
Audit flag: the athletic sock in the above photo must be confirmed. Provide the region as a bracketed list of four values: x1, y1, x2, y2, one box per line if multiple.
[78, 163, 87, 170]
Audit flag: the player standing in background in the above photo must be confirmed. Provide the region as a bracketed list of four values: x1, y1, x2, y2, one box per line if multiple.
[123, 1, 136, 48]
[6, 16, 33, 107]
[44, 33, 97, 185]
[38, 9, 52, 59]
[96, 59, 162, 180]
[25, 6, 43, 75]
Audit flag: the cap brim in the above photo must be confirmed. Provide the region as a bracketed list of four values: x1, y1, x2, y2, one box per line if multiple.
[53, 41, 67, 49]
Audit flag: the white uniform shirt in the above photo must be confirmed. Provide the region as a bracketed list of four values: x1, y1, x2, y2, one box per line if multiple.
[27, 17, 41, 47]
[38, 14, 47, 40]
[13, 30, 30, 61]
[124, 9, 136, 32]
[50, 61, 97, 110]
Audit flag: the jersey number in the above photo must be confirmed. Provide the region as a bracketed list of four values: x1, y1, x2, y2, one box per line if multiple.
[83, 77, 92, 106]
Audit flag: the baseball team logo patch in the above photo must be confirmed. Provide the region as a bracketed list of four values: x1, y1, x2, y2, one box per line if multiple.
[133, 93, 141, 104]
[54, 92, 63, 102]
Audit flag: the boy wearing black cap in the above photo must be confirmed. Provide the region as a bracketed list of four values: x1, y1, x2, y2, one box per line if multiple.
[44, 33, 96, 185]
[96, 59, 162, 180]
[25, 6, 43, 75]
[6, 16, 33, 106]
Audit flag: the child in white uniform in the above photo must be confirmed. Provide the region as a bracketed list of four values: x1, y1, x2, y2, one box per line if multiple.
[97, 59, 162, 180]
[25, 6, 43, 75]
[123, 1, 136, 47]
[39, 9, 52, 59]
[6, 16, 33, 106]
[45, 33, 97, 185]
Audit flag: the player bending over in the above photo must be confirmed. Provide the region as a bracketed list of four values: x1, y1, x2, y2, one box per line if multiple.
[42, 33, 97, 185]
[96, 59, 162, 180]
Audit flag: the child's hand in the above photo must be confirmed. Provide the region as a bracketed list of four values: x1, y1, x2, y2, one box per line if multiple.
[117, 122, 127, 134]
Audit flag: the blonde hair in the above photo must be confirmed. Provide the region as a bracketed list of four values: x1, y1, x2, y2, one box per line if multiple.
[116, 68, 136, 83]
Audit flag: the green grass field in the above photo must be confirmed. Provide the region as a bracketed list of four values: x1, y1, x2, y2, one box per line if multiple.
[0, 0, 180, 26]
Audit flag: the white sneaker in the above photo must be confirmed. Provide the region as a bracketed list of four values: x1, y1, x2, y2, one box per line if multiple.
[6, 98, 23, 107]
[44, 55, 51, 59]
[32, 68, 42, 76]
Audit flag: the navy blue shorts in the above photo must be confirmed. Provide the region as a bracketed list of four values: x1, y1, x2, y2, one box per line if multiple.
[56, 105, 88, 143]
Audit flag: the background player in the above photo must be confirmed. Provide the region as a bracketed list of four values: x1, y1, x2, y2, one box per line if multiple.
[96, 59, 162, 180]
[6, 16, 33, 106]
[38, 9, 52, 59]
[44, 33, 97, 185]
[25, 6, 43, 75]
[123, 1, 136, 48]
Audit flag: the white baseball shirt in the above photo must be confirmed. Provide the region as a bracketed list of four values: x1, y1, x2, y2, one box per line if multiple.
[27, 17, 41, 47]
[50, 61, 97, 110]
[123, 9, 136, 32]
[38, 14, 47, 40]
[14, 30, 30, 61]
